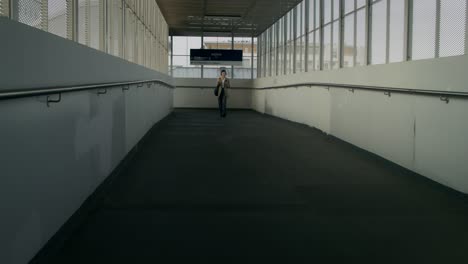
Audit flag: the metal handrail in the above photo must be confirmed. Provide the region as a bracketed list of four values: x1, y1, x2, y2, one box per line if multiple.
[176, 85, 252, 90]
[0, 79, 175, 100]
[175, 82, 468, 99]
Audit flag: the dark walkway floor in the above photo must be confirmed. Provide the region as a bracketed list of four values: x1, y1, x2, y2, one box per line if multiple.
[41, 109, 468, 263]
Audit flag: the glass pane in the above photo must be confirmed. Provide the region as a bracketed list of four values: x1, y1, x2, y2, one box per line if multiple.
[295, 5, 301, 38]
[314, 29, 321, 70]
[389, 0, 405, 63]
[297, 36, 306, 72]
[307, 31, 315, 70]
[371, 0, 387, 65]
[324, 0, 332, 24]
[344, 14, 355, 67]
[172, 56, 201, 78]
[323, 24, 332, 70]
[173, 36, 201, 55]
[203, 36, 232, 49]
[357, 0, 366, 8]
[204, 65, 231, 78]
[277, 45, 282, 75]
[308, 0, 315, 30]
[345, 0, 355, 14]
[332, 21, 340, 69]
[333, 0, 340, 20]
[234, 57, 252, 79]
[315, 0, 320, 29]
[272, 27, 277, 76]
[356, 9, 366, 66]
[439, 0, 467, 57]
[412, 0, 436, 60]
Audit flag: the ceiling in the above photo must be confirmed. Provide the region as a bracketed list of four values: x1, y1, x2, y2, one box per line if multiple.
[156, 0, 303, 37]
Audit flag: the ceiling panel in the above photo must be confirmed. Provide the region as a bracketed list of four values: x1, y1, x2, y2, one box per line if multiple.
[156, 0, 303, 36]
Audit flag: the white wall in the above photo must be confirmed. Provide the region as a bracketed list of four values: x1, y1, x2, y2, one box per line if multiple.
[0, 17, 172, 91]
[252, 57, 468, 194]
[0, 18, 173, 264]
[173, 78, 252, 109]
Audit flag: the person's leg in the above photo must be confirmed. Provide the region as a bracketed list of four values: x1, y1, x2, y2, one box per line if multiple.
[218, 90, 225, 117]
[218, 96, 223, 117]
[222, 96, 227, 117]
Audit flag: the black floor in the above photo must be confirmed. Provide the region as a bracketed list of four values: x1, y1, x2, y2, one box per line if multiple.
[40, 109, 468, 263]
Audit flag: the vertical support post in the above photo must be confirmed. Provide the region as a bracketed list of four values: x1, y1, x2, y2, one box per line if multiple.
[353, 0, 357, 67]
[251, 35, 254, 79]
[365, 0, 371, 65]
[283, 15, 287, 75]
[339, 0, 344, 68]
[404, 0, 413, 61]
[122, 0, 126, 60]
[67, 0, 78, 41]
[305, 0, 310, 72]
[465, 0, 468, 55]
[330, 0, 334, 69]
[276, 21, 279, 76]
[8, 0, 12, 19]
[319, 0, 324, 70]
[257, 34, 261, 78]
[201, 33, 204, 78]
[231, 31, 234, 79]
[293, 6, 297, 74]
[170, 35, 174, 76]
[74, 0, 79, 41]
[435, 0, 441, 58]
[103, 0, 108, 53]
[268, 28, 271, 77]
[41, 0, 48, 31]
[385, 0, 390, 63]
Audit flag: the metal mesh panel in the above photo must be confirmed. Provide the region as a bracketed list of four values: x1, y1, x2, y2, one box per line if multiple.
[439, 0, 467, 57]
[137, 20, 144, 64]
[78, 0, 88, 45]
[108, 0, 122, 56]
[125, 5, 135, 62]
[78, 0, 103, 50]
[412, 0, 437, 60]
[17, 0, 46, 29]
[0, 0, 10, 17]
[48, 0, 70, 39]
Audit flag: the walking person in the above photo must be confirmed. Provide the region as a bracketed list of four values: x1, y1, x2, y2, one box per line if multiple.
[215, 69, 230, 118]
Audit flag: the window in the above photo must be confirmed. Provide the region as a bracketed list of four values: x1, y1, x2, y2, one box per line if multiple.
[439, 0, 467, 57]
[172, 36, 201, 78]
[0, 0, 9, 17]
[389, 0, 405, 63]
[9, 0, 169, 73]
[356, 9, 367, 66]
[371, 0, 387, 65]
[412, 0, 437, 60]
[233, 37, 257, 79]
